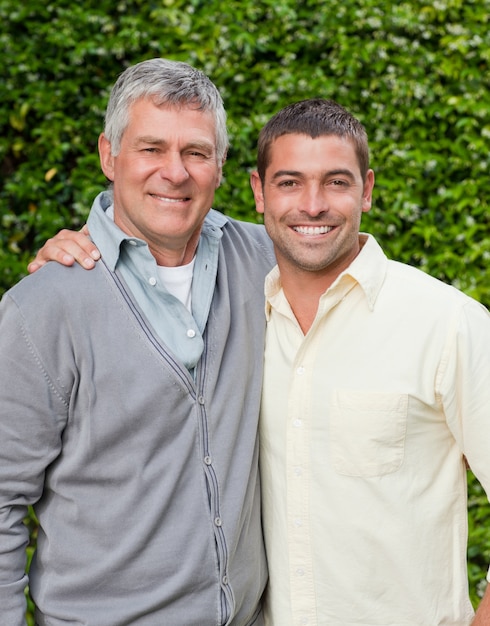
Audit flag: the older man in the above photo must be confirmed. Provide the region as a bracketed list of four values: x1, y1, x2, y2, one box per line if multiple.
[0, 58, 274, 626]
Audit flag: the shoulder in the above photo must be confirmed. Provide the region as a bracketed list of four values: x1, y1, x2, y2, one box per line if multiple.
[4, 261, 106, 315]
[1, 262, 119, 359]
[388, 259, 461, 295]
[205, 209, 275, 271]
[222, 217, 276, 277]
[222, 215, 273, 252]
[386, 259, 488, 317]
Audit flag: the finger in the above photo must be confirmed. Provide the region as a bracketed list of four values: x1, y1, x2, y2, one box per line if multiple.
[28, 251, 78, 273]
[31, 229, 101, 270]
[27, 260, 46, 274]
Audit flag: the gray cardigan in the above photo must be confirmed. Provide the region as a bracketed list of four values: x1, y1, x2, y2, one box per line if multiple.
[0, 216, 275, 626]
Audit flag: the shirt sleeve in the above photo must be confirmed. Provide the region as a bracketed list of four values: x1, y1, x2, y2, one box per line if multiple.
[441, 300, 490, 486]
[441, 300, 490, 483]
[439, 298, 490, 572]
[0, 293, 65, 625]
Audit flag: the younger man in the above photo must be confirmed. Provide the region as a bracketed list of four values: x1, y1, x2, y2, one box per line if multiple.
[251, 98, 490, 625]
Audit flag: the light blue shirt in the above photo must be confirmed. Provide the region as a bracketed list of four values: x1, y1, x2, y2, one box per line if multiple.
[87, 191, 225, 370]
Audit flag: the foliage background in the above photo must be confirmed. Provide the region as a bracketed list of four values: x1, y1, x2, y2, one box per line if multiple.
[1, 0, 489, 621]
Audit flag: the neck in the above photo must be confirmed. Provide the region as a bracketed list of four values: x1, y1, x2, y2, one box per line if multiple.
[149, 238, 199, 267]
[280, 268, 334, 334]
[138, 227, 201, 268]
[277, 235, 366, 333]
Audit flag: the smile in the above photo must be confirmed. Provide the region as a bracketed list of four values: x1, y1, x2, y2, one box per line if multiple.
[150, 194, 190, 203]
[292, 225, 333, 235]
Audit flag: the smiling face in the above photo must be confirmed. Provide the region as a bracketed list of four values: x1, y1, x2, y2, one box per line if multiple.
[251, 133, 374, 287]
[99, 98, 223, 266]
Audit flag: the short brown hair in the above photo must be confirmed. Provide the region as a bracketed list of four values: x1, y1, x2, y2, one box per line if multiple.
[256, 98, 370, 182]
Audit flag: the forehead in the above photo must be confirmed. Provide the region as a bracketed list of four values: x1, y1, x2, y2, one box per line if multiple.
[267, 133, 360, 175]
[124, 98, 217, 146]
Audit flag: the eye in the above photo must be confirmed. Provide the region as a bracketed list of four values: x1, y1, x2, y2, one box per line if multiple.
[278, 179, 297, 188]
[187, 150, 212, 160]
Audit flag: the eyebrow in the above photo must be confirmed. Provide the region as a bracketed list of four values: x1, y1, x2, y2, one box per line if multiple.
[135, 135, 164, 145]
[135, 136, 215, 153]
[271, 168, 357, 181]
[270, 170, 302, 180]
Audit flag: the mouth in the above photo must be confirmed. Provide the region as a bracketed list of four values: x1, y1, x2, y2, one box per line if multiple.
[150, 194, 191, 203]
[292, 225, 334, 235]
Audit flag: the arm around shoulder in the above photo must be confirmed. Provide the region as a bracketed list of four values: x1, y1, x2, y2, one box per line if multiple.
[28, 225, 100, 273]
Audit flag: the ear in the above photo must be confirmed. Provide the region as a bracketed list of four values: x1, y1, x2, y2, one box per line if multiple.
[362, 169, 375, 213]
[215, 149, 228, 189]
[250, 170, 265, 215]
[98, 133, 115, 182]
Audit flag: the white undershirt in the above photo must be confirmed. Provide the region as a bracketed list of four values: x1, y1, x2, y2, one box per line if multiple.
[156, 259, 194, 311]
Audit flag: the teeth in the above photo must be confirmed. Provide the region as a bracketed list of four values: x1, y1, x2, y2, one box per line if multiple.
[152, 195, 187, 202]
[293, 225, 333, 235]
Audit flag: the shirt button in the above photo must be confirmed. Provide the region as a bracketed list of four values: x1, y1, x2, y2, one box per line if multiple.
[297, 366, 305, 375]
[214, 517, 222, 527]
[128, 240, 137, 246]
[296, 568, 305, 576]
[198, 396, 205, 405]
[204, 456, 212, 465]
[222, 575, 228, 585]
[148, 276, 157, 286]
[293, 466, 303, 476]
[293, 419, 302, 428]
[186, 329, 196, 338]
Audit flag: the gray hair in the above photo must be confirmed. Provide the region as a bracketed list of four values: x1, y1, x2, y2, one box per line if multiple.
[104, 58, 228, 162]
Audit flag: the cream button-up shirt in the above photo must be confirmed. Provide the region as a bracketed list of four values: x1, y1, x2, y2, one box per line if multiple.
[260, 234, 490, 626]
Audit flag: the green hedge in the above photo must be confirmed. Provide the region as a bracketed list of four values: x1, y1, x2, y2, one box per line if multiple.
[2, 0, 489, 619]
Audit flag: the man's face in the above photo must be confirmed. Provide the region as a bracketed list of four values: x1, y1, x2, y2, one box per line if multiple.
[99, 98, 223, 266]
[251, 133, 374, 285]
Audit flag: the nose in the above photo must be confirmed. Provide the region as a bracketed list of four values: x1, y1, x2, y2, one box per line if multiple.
[158, 152, 190, 185]
[300, 185, 328, 217]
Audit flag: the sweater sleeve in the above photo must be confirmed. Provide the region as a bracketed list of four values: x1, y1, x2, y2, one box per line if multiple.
[0, 293, 66, 625]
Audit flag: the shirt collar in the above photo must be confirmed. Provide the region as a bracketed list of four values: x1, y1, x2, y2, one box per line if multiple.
[338, 234, 388, 310]
[265, 233, 388, 320]
[86, 190, 228, 271]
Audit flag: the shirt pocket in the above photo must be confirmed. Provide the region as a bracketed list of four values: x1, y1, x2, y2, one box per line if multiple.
[330, 390, 408, 477]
